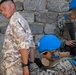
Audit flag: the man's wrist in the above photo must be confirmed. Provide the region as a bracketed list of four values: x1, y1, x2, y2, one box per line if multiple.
[22, 61, 33, 68]
[22, 62, 28, 68]
[23, 66, 28, 69]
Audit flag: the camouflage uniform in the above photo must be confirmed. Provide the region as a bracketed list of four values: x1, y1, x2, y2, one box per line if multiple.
[30, 57, 76, 75]
[55, 15, 76, 53]
[0, 12, 35, 75]
[54, 15, 69, 49]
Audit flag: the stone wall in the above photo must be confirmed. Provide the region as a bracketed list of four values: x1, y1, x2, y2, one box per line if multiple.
[0, 0, 76, 57]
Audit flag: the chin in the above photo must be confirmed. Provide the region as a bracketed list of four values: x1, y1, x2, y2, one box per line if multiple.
[4, 15, 11, 18]
[5, 16, 10, 18]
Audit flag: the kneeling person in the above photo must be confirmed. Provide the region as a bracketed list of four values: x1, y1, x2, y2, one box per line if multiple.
[37, 34, 76, 75]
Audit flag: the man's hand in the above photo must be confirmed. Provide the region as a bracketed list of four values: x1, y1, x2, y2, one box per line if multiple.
[65, 40, 76, 47]
[23, 66, 29, 75]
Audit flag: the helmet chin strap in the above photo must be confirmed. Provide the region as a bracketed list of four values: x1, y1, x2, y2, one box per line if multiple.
[52, 53, 59, 58]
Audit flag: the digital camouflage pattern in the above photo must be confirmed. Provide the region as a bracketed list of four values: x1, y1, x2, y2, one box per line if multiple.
[55, 15, 76, 54]
[0, 12, 35, 75]
[30, 57, 76, 75]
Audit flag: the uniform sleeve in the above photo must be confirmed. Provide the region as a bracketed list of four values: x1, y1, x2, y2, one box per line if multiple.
[54, 25, 67, 49]
[11, 19, 35, 50]
[20, 20, 35, 48]
[58, 36, 67, 48]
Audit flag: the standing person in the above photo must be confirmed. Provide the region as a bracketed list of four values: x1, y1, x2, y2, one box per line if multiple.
[0, 0, 35, 75]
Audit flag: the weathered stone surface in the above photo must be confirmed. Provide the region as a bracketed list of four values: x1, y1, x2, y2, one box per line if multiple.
[47, 0, 69, 12]
[44, 23, 57, 34]
[29, 23, 44, 34]
[23, 0, 46, 11]
[15, 1, 23, 11]
[35, 49, 44, 59]
[0, 34, 4, 51]
[0, 26, 7, 34]
[0, 14, 9, 23]
[0, 22, 8, 27]
[35, 12, 58, 23]
[0, 0, 76, 60]
[35, 34, 44, 45]
[19, 11, 34, 23]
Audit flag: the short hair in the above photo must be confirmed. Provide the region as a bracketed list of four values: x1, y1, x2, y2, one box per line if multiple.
[0, 0, 14, 4]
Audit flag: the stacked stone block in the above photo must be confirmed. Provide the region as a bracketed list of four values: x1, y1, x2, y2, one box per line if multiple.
[0, 0, 76, 58]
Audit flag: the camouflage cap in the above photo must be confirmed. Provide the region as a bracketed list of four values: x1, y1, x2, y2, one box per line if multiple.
[0, 0, 14, 4]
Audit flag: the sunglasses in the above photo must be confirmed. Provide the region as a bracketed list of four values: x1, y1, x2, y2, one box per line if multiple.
[42, 51, 48, 55]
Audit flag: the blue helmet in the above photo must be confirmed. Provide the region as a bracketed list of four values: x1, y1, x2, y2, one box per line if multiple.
[38, 34, 61, 53]
[69, 0, 76, 10]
